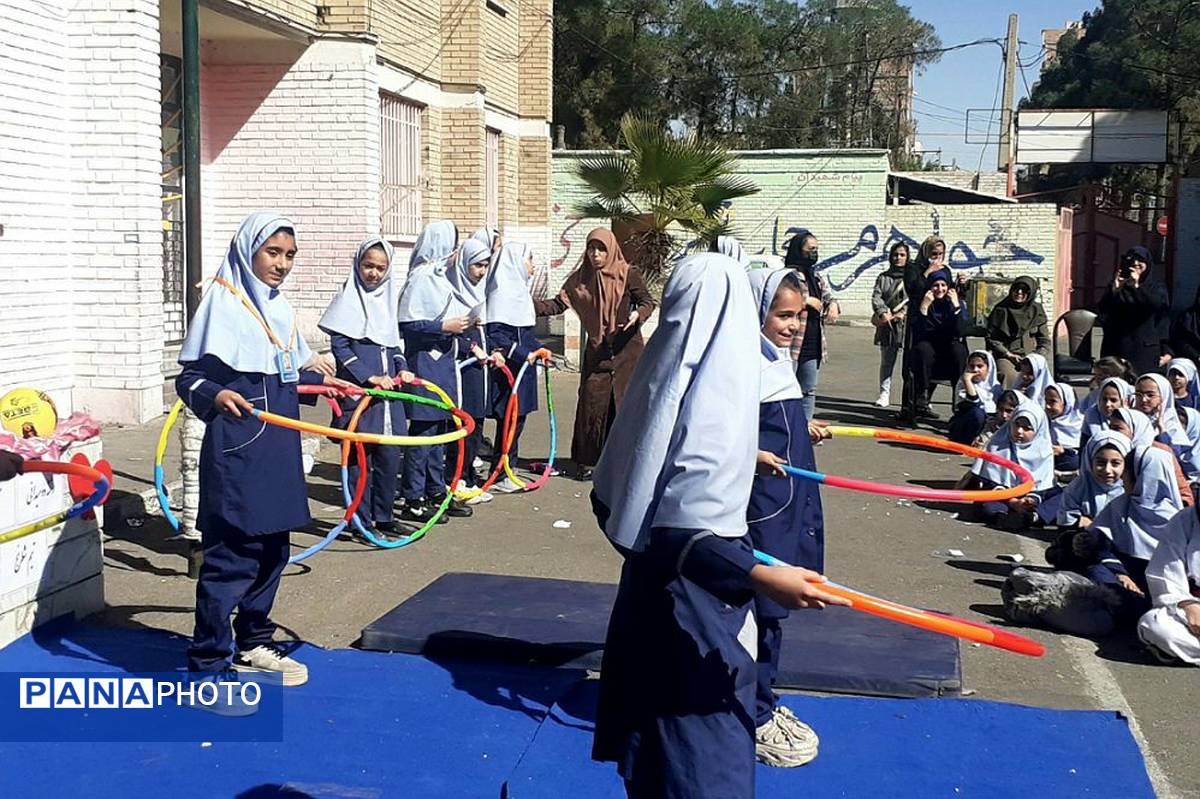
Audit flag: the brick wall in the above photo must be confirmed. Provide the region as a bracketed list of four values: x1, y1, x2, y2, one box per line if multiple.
[440, 108, 486, 231]
[243, 0, 319, 29]
[482, 2, 520, 114]
[200, 39, 381, 349]
[66, 0, 164, 423]
[0, 1, 75, 410]
[517, 0, 552, 120]
[367, 0, 443, 83]
[441, 0, 481, 87]
[551, 150, 1062, 317]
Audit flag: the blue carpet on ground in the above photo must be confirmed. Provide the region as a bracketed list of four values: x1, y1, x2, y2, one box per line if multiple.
[0, 621, 584, 798]
[361, 572, 961, 697]
[502, 680, 1156, 799]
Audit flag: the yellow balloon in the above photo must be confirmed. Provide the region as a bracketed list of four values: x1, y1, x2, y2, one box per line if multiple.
[0, 387, 58, 438]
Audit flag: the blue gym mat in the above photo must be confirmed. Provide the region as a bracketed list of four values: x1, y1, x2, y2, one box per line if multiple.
[0, 621, 584, 798]
[360, 572, 962, 697]
[503, 680, 1156, 799]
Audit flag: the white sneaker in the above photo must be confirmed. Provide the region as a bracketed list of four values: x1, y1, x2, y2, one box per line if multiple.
[472, 457, 485, 471]
[755, 707, 819, 768]
[233, 643, 308, 687]
[491, 477, 522, 494]
[873, 389, 890, 408]
[465, 491, 494, 505]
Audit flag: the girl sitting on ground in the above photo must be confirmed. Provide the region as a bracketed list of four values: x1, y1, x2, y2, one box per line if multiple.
[1017, 353, 1052, 404]
[1137, 506, 1200, 666]
[948, 349, 1002, 445]
[1044, 382, 1084, 476]
[1080, 377, 1132, 450]
[1108, 408, 1195, 507]
[1166, 357, 1200, 412]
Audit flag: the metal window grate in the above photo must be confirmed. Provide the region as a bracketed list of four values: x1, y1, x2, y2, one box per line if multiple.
[486, 128, 500, 229]
[380, 93, 424, 237]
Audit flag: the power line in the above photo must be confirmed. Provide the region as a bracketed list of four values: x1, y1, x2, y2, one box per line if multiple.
[728, 37, 1005, 80]
[976, 57, 1005, 174]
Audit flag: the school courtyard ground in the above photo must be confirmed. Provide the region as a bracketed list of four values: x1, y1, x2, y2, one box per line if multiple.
[95, 323, 1197, 797]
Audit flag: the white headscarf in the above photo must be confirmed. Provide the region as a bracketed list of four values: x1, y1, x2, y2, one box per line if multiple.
[1167, 358, 1200, 411]
[957, 349, 1002, 414]
[1083, 377, 1132, 443]
[1138, 372, 1191, 447]
[592, 253, 760, 552]
[471, 227, 500, 250]
[178, 211, 312, 374]
[1058, 431, 1130, 527]
[1111, 407, 1157, 450]
[409, 220, 458, 272]
[450, 238, 491, 311]
[397, 252, 469, 323]
[1020, 353, 1052, 403]
[716, 235, 749, 268]
[1046, 381, 1083, 450]
[1177, 406, 1200, 481]
[973, 401, 1055, 490]
[1092, 445, 1183, 561]
[317, 237, 400, 348]
[1144, 506, 1200, 608]
[747, 267, 803, 403]
[484, 242, 536, 327]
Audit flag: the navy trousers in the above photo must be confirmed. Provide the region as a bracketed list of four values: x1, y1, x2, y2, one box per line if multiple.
[189, 524, 289, 672]
[347, 443, 402, 526]
[754, 617, 783, 727]
[948, 403, 987, 445]
[402, 420, 446, 502]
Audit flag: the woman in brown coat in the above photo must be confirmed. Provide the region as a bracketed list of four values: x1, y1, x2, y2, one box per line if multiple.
[535, 229, 656, 477]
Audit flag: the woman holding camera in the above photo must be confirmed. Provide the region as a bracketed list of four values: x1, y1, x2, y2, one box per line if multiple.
[1097, 246, 1170, 375]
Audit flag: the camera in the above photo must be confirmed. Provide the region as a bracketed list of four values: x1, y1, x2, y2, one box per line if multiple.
[1119, 254, 1136, 279]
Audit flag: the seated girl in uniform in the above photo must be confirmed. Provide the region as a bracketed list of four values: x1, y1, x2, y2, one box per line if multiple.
[948, 350, 1002, 445]
[1052, 431, 1129, 531]
[319, 237, 415, 539]
[590, 252, 847, 799]
[1044, 382, 1084, 475]
[1080, 377, 1132, 450]
[1109, 408, 1195, 507]
[1166, 357, 1200, 411]
[176, 212, 353, 696]
[1138, 507, 1200, 666]
[1134, 373, 1192, 456]
[1017, 353, 1052, 403]
[745, 267, 830, 768]
[1078, 356, 1136, 416]
[1176, 407, 1200, 491]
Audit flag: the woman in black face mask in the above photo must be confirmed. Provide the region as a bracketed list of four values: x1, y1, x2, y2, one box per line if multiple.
[784, 230, 840, 420]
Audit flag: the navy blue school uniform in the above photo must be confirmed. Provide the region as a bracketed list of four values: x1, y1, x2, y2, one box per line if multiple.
[486, 321, 542, 466]
[451, 326, 488, 486]
[176, 355, 322, 671]
[1083, 541, 1152, 624]
[592, 497, 760, 799]
[949, 403, 988, 445]
[977, 479, 1063, 525]
[401, 319, 458, 502]
[746, 383, 824, 728]
[330, 334, 407, 526]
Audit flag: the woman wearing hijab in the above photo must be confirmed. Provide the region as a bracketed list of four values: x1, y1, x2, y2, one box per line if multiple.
[176, 212, 353, 694]
[1097, 246, 1171, 374]
[784, 230, 839, 420]
[1078, 444, 1184, 625]
[898, 235, 951, 424]
[449, 238, 495, 499]
[397, 241, 476, 523]
[534, 229, 656, 478]
[319, 238, 415, 538]
[590, 252, 846, 799]
[986, 276, 1051, 389]
[745, 267, 828, 768]
[1137, 508, 1200, 666]
[870, 242, 910, 408]
[905, 272, 968, 421]
[485, 241, 552, 493]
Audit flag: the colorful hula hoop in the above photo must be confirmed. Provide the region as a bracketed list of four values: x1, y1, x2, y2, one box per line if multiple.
[784, 425, 1035, 502]
[752, 550, 1044, 656]
[454, 360, 521, 500]
[501, 360, 557, 491]
[1, 459, 112, 546]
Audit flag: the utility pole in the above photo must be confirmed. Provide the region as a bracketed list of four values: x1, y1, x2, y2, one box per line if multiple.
[996, 13, 1019, 175]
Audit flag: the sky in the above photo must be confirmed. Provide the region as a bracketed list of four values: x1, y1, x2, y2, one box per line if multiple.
[904, 0, 1099, 171]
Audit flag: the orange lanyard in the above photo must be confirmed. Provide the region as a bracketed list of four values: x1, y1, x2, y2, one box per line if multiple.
[211, 276, 297, 353]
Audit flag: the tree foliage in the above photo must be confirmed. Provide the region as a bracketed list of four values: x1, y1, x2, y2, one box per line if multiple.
[553, 0, 941, 160]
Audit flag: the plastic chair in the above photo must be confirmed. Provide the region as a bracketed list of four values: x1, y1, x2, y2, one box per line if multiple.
[1053, 310, 1098, 386]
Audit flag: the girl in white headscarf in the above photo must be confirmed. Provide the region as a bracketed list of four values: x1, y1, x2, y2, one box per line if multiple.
[966, 394, 1059, 530]
[1054, 431, 1130, 529]
[1166, 357, 1200, 412]
[176, 212, 352, 687]
[949, 349, 1002, 445]
[745, 266, 828, 766]
[1080, 376, 1132, 450]
[319, 237, 415, 536]
[591, 253, 846, 797]
[1137, 506, 1200, 665]
[1044, 381, 1084, 474]
[1108, 407, 1196, 507]
[1134, 372, 1192, 450]
[450, 238, 495, 498]
[1017, 353, 1052, 403]
[409, 220, 459, 273]
[483, 241, 551, 493]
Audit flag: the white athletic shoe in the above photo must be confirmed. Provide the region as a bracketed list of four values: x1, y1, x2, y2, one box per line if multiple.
[755, 706, 819, 768]
[465, 491, 495, 505]
[491, 478, 522, 495]
[233, 643, 308, 687]
[874, 389, 891, 408]
[472, 457, 486, 471]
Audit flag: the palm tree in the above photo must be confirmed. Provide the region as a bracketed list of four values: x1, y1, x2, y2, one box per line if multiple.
[574, 113, 760, 283]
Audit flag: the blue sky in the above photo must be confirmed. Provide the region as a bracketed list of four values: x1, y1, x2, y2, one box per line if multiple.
[904, 0, 1098, 170]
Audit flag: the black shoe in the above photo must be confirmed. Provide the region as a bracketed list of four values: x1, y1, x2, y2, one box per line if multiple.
[896, 410, 916, 428]
[400, 504, 446, 525]
[429, 495, 473, 518]
[915, 404, 940, 420]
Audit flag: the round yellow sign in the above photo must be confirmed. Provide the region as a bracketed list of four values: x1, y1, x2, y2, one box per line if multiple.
[0, 388, 58, 438]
